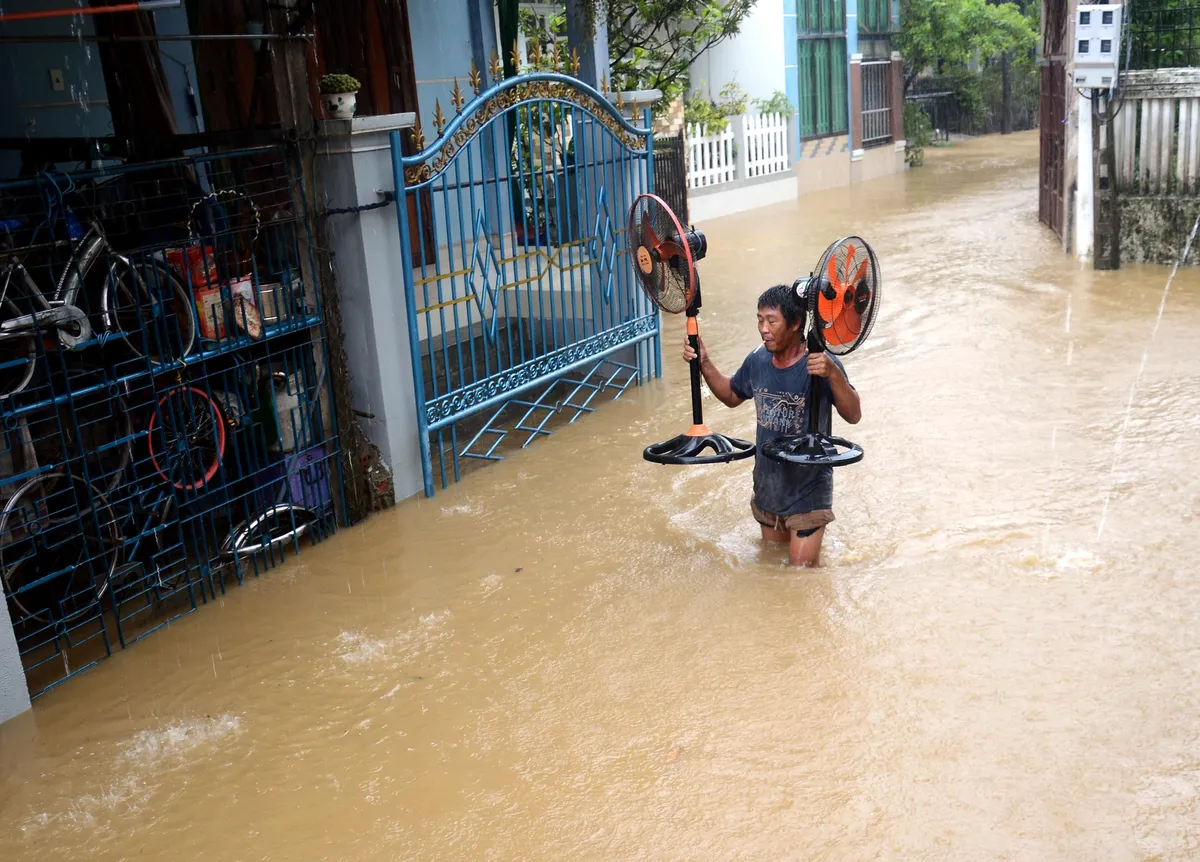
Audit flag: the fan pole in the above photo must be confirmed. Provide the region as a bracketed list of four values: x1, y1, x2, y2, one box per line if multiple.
[806, 327, 825, 436]
[687, 314, 706, 431]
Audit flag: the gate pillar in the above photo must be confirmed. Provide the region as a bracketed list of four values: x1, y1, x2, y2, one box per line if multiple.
[317, 113, 429, 502]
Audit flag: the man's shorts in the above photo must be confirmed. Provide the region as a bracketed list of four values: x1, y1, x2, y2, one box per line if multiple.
[751, 497, 835, 539]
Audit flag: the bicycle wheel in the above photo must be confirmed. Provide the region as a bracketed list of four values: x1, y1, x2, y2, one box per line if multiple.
[101, 255, 197, 365]
[0, 261, 40, 397]
[147, 386, 227, 491]
[0, 472, 120, 624]
[30, 375, 133, 496]
[220, 504, 316, 560]
[0, 297, 37, 398]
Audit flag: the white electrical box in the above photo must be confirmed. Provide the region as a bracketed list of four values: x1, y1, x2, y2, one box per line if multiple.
[1073, 4, 1123, 89]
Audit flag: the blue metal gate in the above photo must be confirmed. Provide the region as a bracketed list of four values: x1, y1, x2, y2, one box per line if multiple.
[389, 71, 660, 496]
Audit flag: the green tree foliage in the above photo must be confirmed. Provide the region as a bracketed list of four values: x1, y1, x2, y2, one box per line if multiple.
[607, 1, 758, 104]
[684, 97, 730, 131]
[1128, 0, 1200, 69]
[752, 90, 797, 118]
[903, 101, 933, 165]
[894, 0, 1037, 94]
[684, 79, 752, 131]
[516, 2, 757, 107]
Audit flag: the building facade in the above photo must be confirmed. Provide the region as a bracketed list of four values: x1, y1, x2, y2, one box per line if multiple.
[1040, 0, 1200, 265]
[687, 0, 906, 195]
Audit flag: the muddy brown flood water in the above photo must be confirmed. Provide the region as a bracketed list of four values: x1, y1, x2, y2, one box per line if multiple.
[3, 132, 1200, 860]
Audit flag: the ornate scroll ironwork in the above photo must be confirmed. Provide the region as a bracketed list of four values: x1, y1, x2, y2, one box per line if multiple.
[403, 75, 649, 185]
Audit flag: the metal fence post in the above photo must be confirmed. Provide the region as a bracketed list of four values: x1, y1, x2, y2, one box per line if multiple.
[850, 54, 865, 161]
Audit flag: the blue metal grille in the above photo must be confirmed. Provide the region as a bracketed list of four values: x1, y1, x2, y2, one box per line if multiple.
[0, 146, 344, 698]
[391, 73, 660, 496]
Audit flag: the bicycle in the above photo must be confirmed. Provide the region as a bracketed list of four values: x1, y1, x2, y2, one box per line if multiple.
[0, 219, 197, 383]
[1, 376, 323, 623]
[0, 177, 198, 398]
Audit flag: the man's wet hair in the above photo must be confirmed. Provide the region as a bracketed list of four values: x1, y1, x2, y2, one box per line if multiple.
[757, 283, 804, 329]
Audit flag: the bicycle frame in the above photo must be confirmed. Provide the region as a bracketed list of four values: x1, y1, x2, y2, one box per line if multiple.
[0, 225, 111, 348]
[1, 219, 175, 345]
[108, 484, 180, 594]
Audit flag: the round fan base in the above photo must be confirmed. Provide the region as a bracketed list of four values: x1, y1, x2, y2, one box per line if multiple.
[761, 433, 863, 467]
[644, 432, 756, 466]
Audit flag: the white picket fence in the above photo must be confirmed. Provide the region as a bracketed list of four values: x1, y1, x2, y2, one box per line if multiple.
[742, 112, 790, 178]
[1112, 69, 1200, 195]
[686, 123, 736, 188]
[685, 112, 791, 189]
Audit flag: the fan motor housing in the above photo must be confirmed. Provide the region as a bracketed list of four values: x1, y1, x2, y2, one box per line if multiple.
[684, 228, 707, 263]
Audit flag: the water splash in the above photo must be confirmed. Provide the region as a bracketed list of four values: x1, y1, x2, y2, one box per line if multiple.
[1097, 213, 1200, 539]
[331, 610, 453, 668]
[19, 714, 242, 837]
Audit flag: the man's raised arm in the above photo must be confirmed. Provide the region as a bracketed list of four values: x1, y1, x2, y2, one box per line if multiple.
[682, 335, 745, 408]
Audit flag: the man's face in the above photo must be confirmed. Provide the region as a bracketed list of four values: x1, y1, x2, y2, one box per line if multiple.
[757, 305, 801, 353]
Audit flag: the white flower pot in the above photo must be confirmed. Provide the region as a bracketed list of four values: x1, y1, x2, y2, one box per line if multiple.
[325, 92, 357, 119]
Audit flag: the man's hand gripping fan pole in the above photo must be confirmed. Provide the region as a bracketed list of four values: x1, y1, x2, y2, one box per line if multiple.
[628, 193, 756, 465]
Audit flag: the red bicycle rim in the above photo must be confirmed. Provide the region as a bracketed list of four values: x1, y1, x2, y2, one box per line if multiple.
[147, 386, 227, 491]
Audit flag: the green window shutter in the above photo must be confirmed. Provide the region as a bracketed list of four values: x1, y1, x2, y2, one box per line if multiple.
[796, 0, 850, 139]
[832, 38, 848, 134]
[815, 38, 831, 135]
[798, 40, 816, 137]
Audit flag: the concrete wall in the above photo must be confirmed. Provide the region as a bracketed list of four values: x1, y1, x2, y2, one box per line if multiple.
[153, 5, 205, 137]
[784, 1, 799, 158]
[409, 1, 476, 135]
[794, 134, 852, 195]
[689, 0, 787, 103]
[317, 116, 426, 501]
[1120, 197, 1200, 266]
[0, 587, 31, 725]
[851, 141, 906, 183]
[0, 0, 112, 178]
[688, 173, 799, 222]
[0, 0, 201, 180]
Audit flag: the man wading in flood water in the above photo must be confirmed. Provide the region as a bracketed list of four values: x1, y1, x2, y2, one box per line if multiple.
[682, 284, 861, 567]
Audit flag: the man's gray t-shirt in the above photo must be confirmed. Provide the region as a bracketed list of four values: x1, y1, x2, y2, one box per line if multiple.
[729, 347, 850, 516]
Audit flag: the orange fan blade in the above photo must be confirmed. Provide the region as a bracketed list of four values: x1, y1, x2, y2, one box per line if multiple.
[817, 291, 846, 330]
[826, 252, 844, 290]
[641, 217, 661, 252]
[843, 244, 856, 285]
[847, 257, 869, 290]
[816, 250, 849, 328]
[657, 240, 686, 260]
[818, 262, 847, 329]
[827, 302, 863, 347]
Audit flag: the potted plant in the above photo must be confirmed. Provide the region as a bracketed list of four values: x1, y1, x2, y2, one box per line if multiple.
[318, 73, 361, 120]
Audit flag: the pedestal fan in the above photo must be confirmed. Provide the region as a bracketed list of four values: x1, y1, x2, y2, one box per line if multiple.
[628, 193, 755, 465]
[762, 236, 881, 467]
